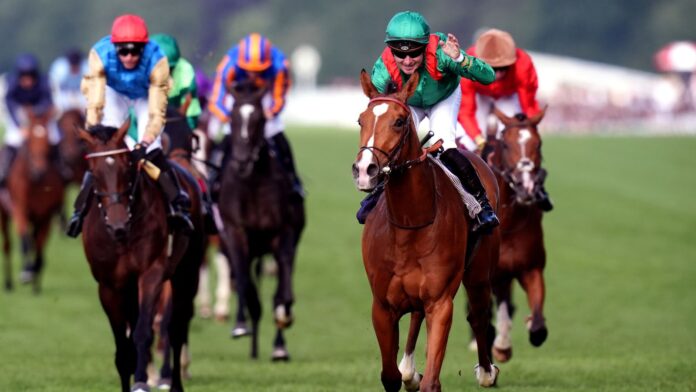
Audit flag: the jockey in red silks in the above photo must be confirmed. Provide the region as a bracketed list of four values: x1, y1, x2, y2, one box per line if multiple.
[67, 14, 194, 238]
[457, 29, 552, 211]
[367, 11, 499, 232]
[208, 33, 303, 200]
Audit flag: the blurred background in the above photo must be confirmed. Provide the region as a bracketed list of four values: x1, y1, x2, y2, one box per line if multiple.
[1, 0, 696, 131]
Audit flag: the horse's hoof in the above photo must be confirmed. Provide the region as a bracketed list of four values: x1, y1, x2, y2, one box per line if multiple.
[214, 313, 229, 323]
[157, 378, 172, 390]
[230, 324, 252, 339]
[493, 345, 513, 363]
[198, 305, 212, 319]
[271, 347, 290, 362]
[529, 326, 548, 347]
[474, 363, 499, 387]
[403, 372, 422, 392]
[131, 381, 150, 392]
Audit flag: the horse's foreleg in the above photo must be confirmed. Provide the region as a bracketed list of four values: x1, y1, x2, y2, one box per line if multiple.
[372, 301, 401, 392]
[98, 284, 136, 392]
[464, 270, 498, 387]
[399, 311, 423, 392]
[491, 278, 514, 362]
[271, 329, 290, 361]
[1, 211, 12, 291]
[519, 268, 548, 347]
[213, 250, 231, 321]
[132, 264, 167, 388]
[420, 299, 453, 392]
[30, 219, 52, 294]
[272, 236, 297, 329]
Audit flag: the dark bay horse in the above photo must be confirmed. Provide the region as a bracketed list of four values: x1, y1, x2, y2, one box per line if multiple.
[352, 70, 500, 391]
[218, 81, 305, 360]
[78, 121, 206, 392]
[57, 108, 88, 184]
[483, 107, 549, 362]
[6, 112, 65, 292]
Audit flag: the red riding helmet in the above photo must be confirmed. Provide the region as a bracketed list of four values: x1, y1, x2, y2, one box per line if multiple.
[237, 33, 272, 72]
[111, 14, 149, 44]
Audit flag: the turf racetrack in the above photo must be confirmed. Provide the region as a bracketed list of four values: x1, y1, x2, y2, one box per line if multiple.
[0, 127, 694, 391]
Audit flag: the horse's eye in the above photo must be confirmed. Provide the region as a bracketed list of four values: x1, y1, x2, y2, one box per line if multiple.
[357, 118, 362, 126]
[394, 118, 404, 128]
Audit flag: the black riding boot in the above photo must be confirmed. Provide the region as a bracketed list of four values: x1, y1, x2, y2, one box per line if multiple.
[0, 146, 18, 188]
[207, 135, 230, 203]
[440, 148, 499, 233]
[535, 168, 554, 212]
[148, 150, 194, 234]
[66, 171, 94, 238]
[270, 133, 305, 200]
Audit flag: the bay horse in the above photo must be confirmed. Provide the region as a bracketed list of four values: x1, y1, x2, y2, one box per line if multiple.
[352, 70, 500, 391]
[78, 120, 206, 392]
[482, 107, 549, 362]
[218, 80, 305, 360]
[7, 111, 65, 293]
[57, 108, 88, 184]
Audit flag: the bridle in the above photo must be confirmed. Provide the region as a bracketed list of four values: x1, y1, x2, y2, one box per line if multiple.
[85, 147, 140, 224]
[358, 97, 442, 177]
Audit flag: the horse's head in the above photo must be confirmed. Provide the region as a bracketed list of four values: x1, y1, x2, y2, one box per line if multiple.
[491, 106, 547, 205]
[23, 112, 52, 182]
[352, 69, 420, 192]
[228, 80, 268, 178]
[78, 120, 133, 241]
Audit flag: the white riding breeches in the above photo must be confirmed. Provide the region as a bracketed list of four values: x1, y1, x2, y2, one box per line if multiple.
[2, 107, 61, 148]
[410, 86, 462, 150]
[102, 86, 162, 153]
[456, 93, 521, 151]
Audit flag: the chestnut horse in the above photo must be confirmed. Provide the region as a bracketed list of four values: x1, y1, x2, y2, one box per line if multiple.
[483, 107, 549, 362]
[7, 112, 65, 293]
[218, 81, 305, 360]
[353, 70, 500, 391]
[78, 121, 206, 392]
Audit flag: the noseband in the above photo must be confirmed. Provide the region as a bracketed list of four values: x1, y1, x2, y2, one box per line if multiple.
[85, 148, 138, 223]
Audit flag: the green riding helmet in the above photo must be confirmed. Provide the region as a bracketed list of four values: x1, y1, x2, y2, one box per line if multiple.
[384, 11, 430, 45]
[151, 33, 181, 69]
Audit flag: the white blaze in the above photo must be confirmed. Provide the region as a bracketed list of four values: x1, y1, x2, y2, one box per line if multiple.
[356, 103, 388, 189]
[239, 104, 255, 139]
[517, 128, 535, 193]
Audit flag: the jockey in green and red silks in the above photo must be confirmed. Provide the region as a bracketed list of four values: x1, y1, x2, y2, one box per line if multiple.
[365, 10, 499, 233]
[207, 33, 303, 201]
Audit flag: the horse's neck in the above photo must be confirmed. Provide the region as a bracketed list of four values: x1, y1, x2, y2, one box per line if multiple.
[384, 140, 436, 229]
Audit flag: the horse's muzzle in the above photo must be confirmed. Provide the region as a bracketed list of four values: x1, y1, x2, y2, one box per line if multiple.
[352, 161, 380, 192]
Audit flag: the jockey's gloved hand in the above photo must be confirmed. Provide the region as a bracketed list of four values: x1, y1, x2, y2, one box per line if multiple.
[131, 142, 148, 163]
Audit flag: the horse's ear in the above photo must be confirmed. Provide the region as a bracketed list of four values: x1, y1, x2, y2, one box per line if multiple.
[396, 72, 419, 103]
[359, 69, 379, 99]
[529, 105, 547, 126]
[485, 110, 499, 138]
[113, 118, 131, 143]
[492, 105, 515, 127]
[78, 126, 96, 146]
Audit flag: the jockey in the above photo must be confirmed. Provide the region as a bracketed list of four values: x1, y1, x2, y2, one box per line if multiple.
[48, 48, 88, 115]
[67, 14, 193, 238]
[150, 33, 202, 130]
[208, 33, 303, 200]
[370, 11, 499, 232]
[457, 29, 552, 211]
[0, 53, 62, 187]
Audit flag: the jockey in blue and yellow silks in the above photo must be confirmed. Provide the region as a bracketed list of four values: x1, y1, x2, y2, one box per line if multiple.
[66, 14, 193, 238]
[208, 33, 303, 199]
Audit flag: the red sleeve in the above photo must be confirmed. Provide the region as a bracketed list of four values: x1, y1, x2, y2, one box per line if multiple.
[457, 78, 482, 141]
[514, 50, 540, 117]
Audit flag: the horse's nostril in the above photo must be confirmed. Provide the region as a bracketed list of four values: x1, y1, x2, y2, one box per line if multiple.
[367, 163, 378, 177]
[352, 163, 359, 177]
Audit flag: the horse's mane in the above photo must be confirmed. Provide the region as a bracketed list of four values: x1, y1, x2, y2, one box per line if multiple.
[87, 125, 119, 143]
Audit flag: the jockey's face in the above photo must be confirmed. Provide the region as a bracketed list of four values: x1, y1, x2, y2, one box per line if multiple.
[394, 52, 424, 75]
[493, 66, 510, 81]
[18, 72, 37, 90]
[117, 44, 143, 70]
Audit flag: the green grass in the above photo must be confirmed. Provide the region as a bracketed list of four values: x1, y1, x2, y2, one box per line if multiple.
[0, 129, 695, 391]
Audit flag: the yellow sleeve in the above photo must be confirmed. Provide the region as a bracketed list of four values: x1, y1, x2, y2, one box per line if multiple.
[81, 49, 106, 127]
[144, 57, 170, 141]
